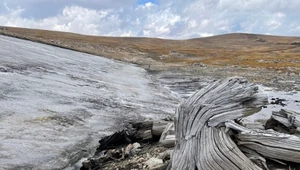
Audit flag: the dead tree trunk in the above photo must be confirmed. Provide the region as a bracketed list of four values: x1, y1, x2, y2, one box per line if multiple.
[271, 109, 300, 129]
[226, 120, 300, 164]
[170, 77, 267, 170]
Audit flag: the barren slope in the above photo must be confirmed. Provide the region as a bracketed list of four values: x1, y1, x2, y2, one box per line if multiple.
[1, 27, 300, 73]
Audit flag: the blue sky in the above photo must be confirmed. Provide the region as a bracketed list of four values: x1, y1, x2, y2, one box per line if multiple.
[0, 0, 300, 39]
[137, 0, 158, 5]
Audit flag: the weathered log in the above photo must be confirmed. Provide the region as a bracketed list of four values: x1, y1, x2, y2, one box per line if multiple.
[243, 122, 265, 130]
[95, 121, 153, 155]
[170, 77, 267, 170]
[95, 130, 135, 154]
[133, 121, 153, 141]
[152, 121, 169, 141]
[227, 121, 300, 164]
[130, 121, 154, 129]
[272, 109, 300, 128]
[239, 146, 269, 170]
[159, 123, 175, 148]
[142, 130, 153, 142]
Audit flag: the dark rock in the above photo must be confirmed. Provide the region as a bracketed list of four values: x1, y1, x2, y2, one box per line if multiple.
[291, 42, 300, 46]
[255, 38, 266, 42]
[0, 27, 7, 30]
[81, 160, 92, 170]
[0, 67, 13, 73]
[270, 98, 287, 106]
[95, 128, 136, 155]
[162, 116, 174, 121]
[192, 62, 206, 67]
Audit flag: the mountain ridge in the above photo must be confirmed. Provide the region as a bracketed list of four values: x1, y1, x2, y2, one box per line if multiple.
[1, 26, 300, 73]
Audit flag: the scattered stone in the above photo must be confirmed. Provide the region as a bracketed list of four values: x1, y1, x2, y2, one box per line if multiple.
[80, 121, 169, 169]
[0, 67, 8, 73]
[256, 38, 266, 42]
[150, 163, 169, 170]
[124, 144, 133, 157]
[82, 160, 92, 170]
[106, 149, 123, 160]
[291, 42, 300, 46]
[131, 142, 141, 156]
[192, 62, 206, 67]
[0, 27, 7, 30]
[270, 98, 287, 106]
[157, 150, 172, 161]
[145, 158, 163, 169]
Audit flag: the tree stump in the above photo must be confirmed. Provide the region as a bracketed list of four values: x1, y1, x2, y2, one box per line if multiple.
[170, 77, 267, 170]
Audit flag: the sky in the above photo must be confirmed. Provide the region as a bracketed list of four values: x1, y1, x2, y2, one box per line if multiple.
[0, 0, 300, 39]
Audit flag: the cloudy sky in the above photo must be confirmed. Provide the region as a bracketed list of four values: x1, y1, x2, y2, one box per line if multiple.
[0, 0, 300, 39]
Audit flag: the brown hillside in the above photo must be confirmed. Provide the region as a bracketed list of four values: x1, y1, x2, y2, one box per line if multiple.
[1, 26, 300, 73]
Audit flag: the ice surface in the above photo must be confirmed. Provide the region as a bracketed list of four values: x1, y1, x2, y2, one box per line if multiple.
[0, 35, 177, 169]
[243, 86, 300, 123]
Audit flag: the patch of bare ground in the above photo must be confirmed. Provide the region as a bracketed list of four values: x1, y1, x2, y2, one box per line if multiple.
[0, 26, 299, 91]
[174, 65, 300, 91]
[1, 26, 300, 74]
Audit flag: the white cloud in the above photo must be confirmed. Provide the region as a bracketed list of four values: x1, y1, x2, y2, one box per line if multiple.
[294, 26, 300, 32]
[200, 33, 214, 37]
[275, 12, 286, 19]
[0, 0, 300, 39]
[145, 2, 154, 8]
[267, 20, 281, 30]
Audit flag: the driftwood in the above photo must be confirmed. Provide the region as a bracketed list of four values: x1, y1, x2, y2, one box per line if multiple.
[141, 130, 153, 142]
[170, 77, 267, 170]
[95, 121, 153, 155]
[227, 120, 300, 163]
[132, 121, 153, 142]
[238, 146, 269, 170]
[152, 121, 169, 141]
[271, 109, 300, 129]
[159, 123, 175, 148]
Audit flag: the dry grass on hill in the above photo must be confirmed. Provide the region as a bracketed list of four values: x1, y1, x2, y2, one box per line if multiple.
[1, 26, 300, 73]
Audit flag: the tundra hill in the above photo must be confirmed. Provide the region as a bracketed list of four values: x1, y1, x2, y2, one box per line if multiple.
[1, 26, 300, 72]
